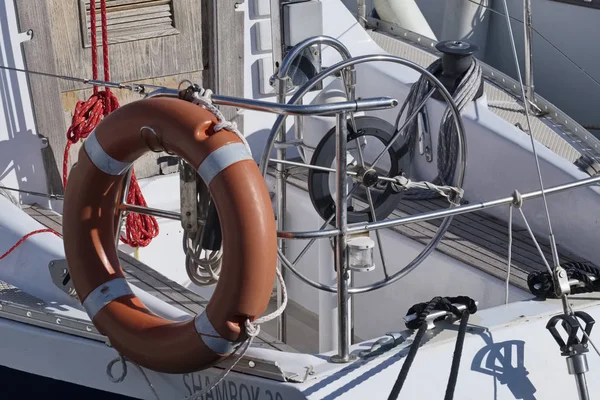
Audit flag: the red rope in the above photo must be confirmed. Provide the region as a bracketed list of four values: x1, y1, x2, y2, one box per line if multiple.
[62, 0, 158, 248]
[119, 174, 160, 247]
[0, 229, 60, 261]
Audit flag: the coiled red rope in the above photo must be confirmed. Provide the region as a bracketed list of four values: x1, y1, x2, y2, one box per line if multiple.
[62, 0, 158, 248]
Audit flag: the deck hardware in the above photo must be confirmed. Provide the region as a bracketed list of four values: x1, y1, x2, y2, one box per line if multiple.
[49, 259, 77, 298]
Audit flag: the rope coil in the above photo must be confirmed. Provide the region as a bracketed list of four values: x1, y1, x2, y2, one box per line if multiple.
[529, 262, 600, 298]
[63, 0, 158, 249]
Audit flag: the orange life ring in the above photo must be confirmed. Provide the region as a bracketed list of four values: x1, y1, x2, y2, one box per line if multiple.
[62, 97, 277, 373]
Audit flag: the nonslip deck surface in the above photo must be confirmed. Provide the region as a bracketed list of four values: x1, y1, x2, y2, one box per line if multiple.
[283, 169, 589, 292]
[368, 30, 588, 164]
[19, 204, 296, 352]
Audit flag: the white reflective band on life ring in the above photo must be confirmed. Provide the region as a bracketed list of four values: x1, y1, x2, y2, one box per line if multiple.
[84, 131, 133, 176]
[83, 278, 134, 319]
[197, 142, 253, 185]
[194, 311, 240, 355]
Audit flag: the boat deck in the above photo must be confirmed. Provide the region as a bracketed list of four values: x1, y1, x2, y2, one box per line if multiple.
[283, 168, 589, 292]
[7, 204, 296, 353]
[368, 29, 600, 165]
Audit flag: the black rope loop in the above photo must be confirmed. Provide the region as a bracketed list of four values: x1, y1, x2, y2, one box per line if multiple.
[405, 296, 477, 330]
[528, 261, 600, 298]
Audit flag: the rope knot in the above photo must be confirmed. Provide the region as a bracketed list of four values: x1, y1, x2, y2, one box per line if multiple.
[244, 319, 261, 338]
[511, 190, 523, 209]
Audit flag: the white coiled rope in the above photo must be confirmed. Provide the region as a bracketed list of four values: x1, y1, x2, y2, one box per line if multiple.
[181, 87, 254, 285]
[183, 230, 222, 286]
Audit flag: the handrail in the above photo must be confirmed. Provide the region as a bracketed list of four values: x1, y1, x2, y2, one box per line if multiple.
[144, 87, 398, 116]
[277, 174, 600, 240]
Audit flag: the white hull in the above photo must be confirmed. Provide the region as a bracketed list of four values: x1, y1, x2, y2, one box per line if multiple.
[0, 1, 599, 399]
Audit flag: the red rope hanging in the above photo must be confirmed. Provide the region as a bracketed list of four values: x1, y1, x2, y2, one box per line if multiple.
[62, 0, 158, 248]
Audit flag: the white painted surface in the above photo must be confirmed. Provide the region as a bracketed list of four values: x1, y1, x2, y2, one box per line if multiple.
[0, 196, 77, 307]
[374, 0, 437, 40]
[440, 0, 491, 58]
[0, 0, 49, 206]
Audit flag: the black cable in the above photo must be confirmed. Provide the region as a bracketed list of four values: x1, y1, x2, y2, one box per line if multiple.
[444, 311, 470, 400]
[387, 323, 428, 400]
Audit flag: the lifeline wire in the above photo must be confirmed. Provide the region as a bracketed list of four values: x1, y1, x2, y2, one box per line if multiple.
[0, 64, 167, 93]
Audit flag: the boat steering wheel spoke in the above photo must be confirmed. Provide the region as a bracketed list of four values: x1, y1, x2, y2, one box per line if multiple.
[259, 52, 467, 295]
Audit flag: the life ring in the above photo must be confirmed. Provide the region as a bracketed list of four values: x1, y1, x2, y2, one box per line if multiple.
[62, 97, 277, 373]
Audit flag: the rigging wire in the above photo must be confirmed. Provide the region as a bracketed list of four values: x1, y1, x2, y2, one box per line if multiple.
[0, 64, 167, 93]
[498, 0, 560, 269]
[465, 0, 600, 92]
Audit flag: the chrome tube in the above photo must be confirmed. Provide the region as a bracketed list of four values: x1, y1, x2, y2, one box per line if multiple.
[119, 203, 182, 222]
[115, 168, 134, 246]
[212, 94, 396, 115]
[574, 372, 590, 400]
[523, 0, 535, 103]
[277, 36, 352, 82]
[357, 0, 367, 27]
[277, 174, 600, 240]
[271, 0, 287, 342]
[143, 87, 396, 115]
[330, 112, 352, 363]
[275, 69, 288, 344]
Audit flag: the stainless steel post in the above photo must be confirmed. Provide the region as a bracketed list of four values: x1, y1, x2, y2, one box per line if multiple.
[357, 0, 367, 27]
[567, 354, 590, 400]
[115, 168, 134, 246]
[271, 0, 287, 343]
[330, 111, 353, 363]
[523, 0, 535, 103]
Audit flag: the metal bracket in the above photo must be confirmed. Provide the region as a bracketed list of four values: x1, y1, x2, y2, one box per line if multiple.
[359, 332, 405, 359]
[274, 139, 304, 149]
[49, 259, 78, 298]
[404, 301, 479, 330]
[216, 354, 306, 383]
[17, 29, 33, 43]
[179, 159, 200, 233]
[417, 108, 433, 162]
[554, 265, 572, 297]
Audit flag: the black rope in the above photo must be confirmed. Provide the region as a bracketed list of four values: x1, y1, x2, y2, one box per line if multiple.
[528, 261, 600, 298]
[405, 296, 477, 330]
[388, 296, 477, 400]
[444, 311, 470, 400]
[387, 324, 428, 400]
